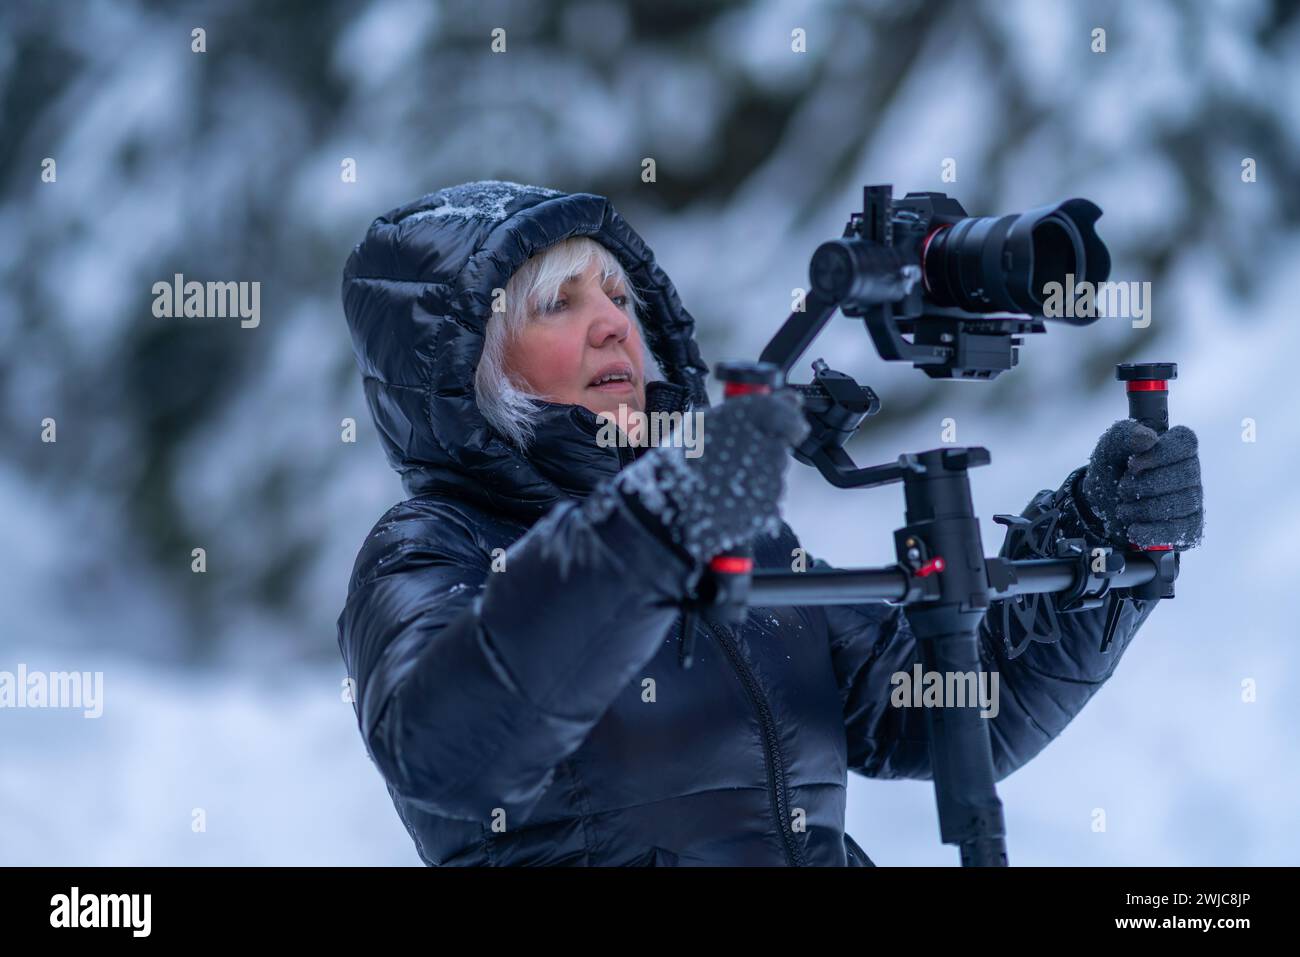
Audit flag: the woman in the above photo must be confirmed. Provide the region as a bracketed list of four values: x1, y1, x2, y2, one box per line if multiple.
[337, 180, 1203, 866]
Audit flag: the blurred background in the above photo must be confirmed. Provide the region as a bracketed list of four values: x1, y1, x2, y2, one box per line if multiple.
[2, 0, 1297, 865]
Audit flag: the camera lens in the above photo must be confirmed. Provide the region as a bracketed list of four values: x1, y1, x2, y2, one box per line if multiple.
[1030, 215, 1079, 299]
[922, 200, 1107, 317]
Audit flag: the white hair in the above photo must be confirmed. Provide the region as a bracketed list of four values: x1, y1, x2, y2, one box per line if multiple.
[474, 236, 663, 452]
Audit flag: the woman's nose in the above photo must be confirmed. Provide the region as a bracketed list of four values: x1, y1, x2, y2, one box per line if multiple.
[588, 300, 631, 346]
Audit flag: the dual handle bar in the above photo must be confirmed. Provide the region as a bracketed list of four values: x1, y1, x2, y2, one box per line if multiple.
[674, 359, 1182, 866]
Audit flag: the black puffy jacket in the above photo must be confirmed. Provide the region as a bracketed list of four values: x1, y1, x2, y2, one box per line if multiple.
[336, 180, 1158, 866]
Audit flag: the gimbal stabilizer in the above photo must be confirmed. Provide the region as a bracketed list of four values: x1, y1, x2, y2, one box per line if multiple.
[678, 185, 1182, 867]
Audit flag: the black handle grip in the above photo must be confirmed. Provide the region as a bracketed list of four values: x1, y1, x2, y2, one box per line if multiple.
[708, 361, 785, 622]
[678, 361, 785, 668]
[1114, 362, 1179, 600]
[1117, 361, 1175, 435]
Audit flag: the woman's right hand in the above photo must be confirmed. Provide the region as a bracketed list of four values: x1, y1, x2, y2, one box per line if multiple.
[611, 390, 811, 567]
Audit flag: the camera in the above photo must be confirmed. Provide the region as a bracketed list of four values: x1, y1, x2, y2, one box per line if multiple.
[810, 185, 1110, 320]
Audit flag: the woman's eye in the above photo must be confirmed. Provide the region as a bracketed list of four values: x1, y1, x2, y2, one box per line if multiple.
[611, 294, 629, 307]
[544, 298, 568, 313]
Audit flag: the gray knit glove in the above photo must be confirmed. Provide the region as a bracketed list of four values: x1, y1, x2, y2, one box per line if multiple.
[613, 391, 811, 566]
[1079, 420, 1204, 550]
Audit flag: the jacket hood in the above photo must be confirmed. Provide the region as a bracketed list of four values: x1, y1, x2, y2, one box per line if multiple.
[342, 180, 712, 522]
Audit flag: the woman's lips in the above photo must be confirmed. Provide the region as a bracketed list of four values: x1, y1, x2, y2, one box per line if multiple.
[587, 379, 635, 393]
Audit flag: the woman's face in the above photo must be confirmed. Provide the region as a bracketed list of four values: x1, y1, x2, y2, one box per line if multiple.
[502, 260, 647, 425]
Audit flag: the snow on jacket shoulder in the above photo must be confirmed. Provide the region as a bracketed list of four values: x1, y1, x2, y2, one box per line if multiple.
[336, 180, 1158, 866]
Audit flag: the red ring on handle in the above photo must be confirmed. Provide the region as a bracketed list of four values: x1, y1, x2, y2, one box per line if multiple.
[709, 555, 754, 574]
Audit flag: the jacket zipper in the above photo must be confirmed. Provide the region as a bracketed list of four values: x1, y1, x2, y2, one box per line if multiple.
[704, 619, 805, 867]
